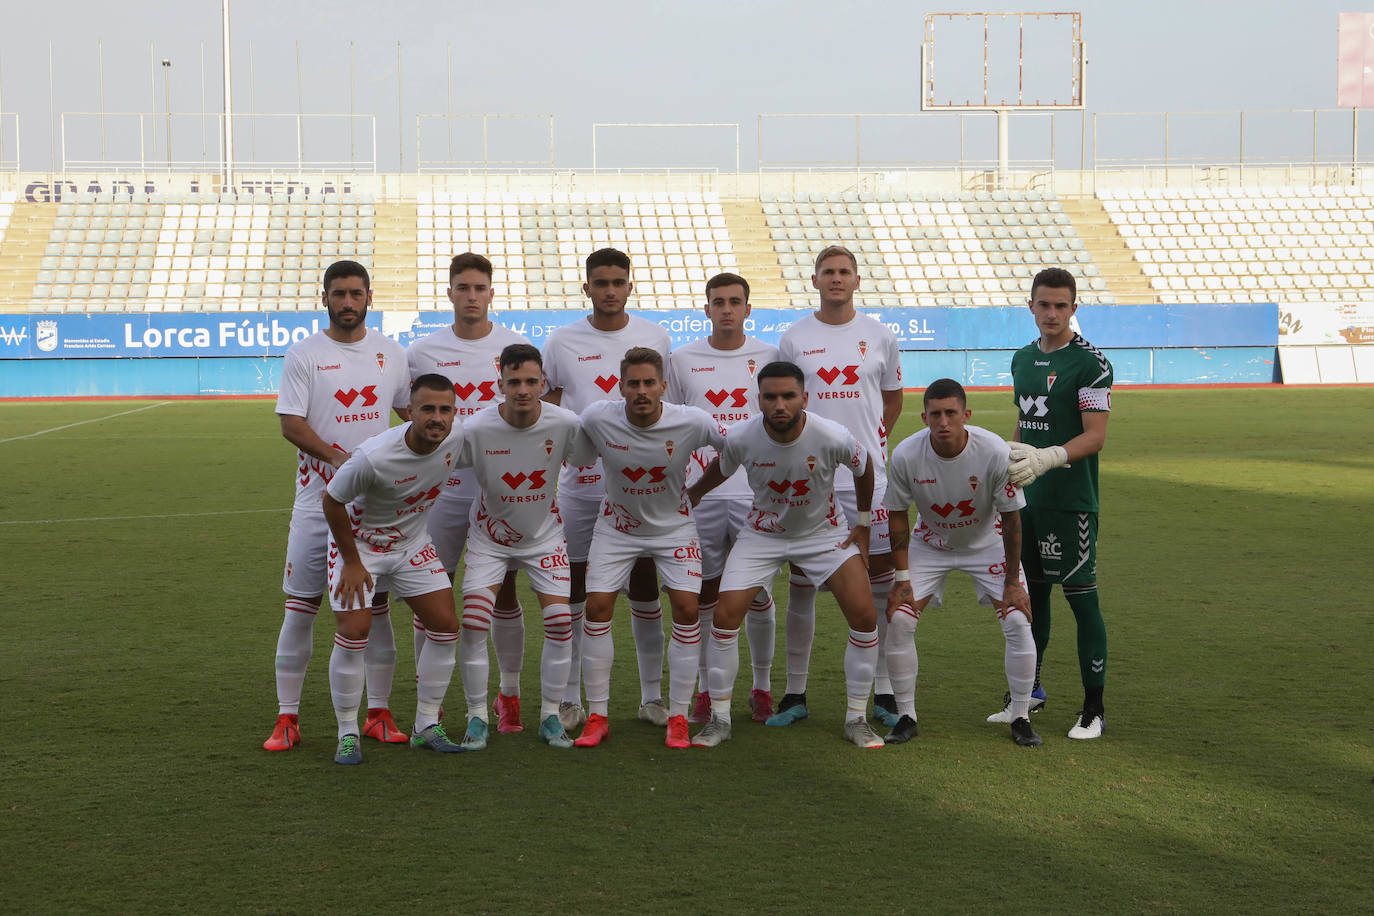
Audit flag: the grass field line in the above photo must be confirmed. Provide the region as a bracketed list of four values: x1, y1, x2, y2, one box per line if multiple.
[0, 401, 172, 443]
[0, 506, 288, 526]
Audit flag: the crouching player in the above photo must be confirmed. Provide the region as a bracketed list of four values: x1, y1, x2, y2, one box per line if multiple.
[572, 347, 726, 750]
[688, 360, 884, 749]
[455, 344, 583, 750]
[882, 379, 1041, 747]
[322, 374, 466, 764]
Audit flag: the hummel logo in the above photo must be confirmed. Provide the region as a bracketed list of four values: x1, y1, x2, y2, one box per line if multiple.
[334, 386, 379, 408]
[1018, 395, 1049, 417]
[816, 365, 860, 386]
[1091, 658, 1105, 673]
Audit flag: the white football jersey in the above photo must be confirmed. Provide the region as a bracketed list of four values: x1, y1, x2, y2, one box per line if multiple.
[884, 425, 1026, 553]
[778, 312, 901, 488]
[543, 314, 672, 499]
[665, 336, 779, 497]
[458, 403, 581, 550]
[718, 412, 867, 539]
[275, 329, 409, 508]
[406, 321, 530, 501]
[325, 423, 464, 554]
[573, 400, 724, 538]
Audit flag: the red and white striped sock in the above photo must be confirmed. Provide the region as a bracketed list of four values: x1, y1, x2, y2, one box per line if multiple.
[696, 600, 717, 691]
[329, 632, 367, 738]
[886, 603, 922, 719]
[785, 573, 816, 695]
[562, 601, 585, 705]
[746, 593, 776, 692]
[708, 626, 739, 723]
[540, 603, 573, 719]
[869, 570, 895, 696]
[491, 602, 525, 696]
[581, 618, 614, 716]
[460, 591, 494, 723]
[275, 597, 319, 715]
[667, 621, 702, 717]
[845, 627, 880, 719]
[364, 601, 396, 710]
[416, 629, 458, 732]
[629, 598, 665, 705]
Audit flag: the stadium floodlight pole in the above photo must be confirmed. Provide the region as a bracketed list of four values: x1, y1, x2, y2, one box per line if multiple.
[222, 0, 234, 187]
[162, 59, 172, 170]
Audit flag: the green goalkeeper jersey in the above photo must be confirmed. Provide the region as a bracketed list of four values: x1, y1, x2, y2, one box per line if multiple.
[1011, 334, 1113, 512]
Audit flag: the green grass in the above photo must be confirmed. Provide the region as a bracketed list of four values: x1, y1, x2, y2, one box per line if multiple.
[2, 388, 1372, 914]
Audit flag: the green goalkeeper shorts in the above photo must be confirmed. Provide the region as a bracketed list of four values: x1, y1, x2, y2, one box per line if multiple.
[1019, 507, 1098, 587]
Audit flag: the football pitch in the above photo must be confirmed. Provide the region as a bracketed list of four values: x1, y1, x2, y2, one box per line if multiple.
[2, 387, 1372, 914]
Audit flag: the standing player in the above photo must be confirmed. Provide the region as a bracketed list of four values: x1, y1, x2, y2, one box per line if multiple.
[406, 252, 531, 733]
[989, 267, 1113, 740]
[665, 272, 779, 724]
[687, 361, 884, 749]
[264, 260, 410, 753]
[776, 246, 904, 727]
[542, 248, 672, 730]
[571, 348, 725, 750]
[322, 374, 466, 764]
[454, 344, 582, 750]
[882, 378, 1042, 747]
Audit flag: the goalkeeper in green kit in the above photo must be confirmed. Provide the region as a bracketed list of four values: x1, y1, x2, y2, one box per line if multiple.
[987, 267, 1112, 740]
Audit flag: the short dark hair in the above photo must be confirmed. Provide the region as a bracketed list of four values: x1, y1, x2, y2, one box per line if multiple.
[922, 377, 967, 407]
[323, 259, 370, 292]
[411, 372, 454, 395]
[757, 360, 805, 389]
[1030, 267, 1076, 302]
[499, 342, 542, 373]
[449, 252, 493, 281]
[813, 245, 857, 273]
[620, 346, 663, 379]
[706, 272, 750, 302]
[586, 247, 631, 275]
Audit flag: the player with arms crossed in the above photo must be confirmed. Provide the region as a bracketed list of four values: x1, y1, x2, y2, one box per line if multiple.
[542, 248, 673, 731]
[883, 378, 1042, 748]
[322, 375, 467, 764]
[688, 361, 884, 749]
[776, 245, 904, 728]
[265, 260, 410, 753]
[406, 252, 532, 733]
[989, 267, 1113, 740]
[665, 272, 779, 724]
[571, 348, 725, 750]
[454, 344, 582, 750]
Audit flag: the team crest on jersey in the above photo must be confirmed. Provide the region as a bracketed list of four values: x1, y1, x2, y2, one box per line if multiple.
[376, 352, 386, 372]
[1045, 371, 1057, 391]
[968, 475, 980, 491]
[747, 358, 757, 376]
[806, 455, 817, 472]
[493, 356, 501, 373]
[544, 438, 554, 456]
[858, 340, 869, 360]
[665, 439, 675, 457]
[444, 451, 453, 466]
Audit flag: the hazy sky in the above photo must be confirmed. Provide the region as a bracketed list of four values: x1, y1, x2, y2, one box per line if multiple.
[0, 0, 1368, 172]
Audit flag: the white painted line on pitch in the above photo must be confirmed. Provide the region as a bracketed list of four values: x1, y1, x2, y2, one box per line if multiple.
[0, 507, 288, 526]
[0, 401, 173, 444]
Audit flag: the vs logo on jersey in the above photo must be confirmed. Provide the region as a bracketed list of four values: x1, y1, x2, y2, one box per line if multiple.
[335, 386, 379, 407]
[1018, 395, 1049, 417]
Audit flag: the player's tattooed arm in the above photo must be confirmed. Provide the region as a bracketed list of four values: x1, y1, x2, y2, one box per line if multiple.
[885, 508, 915, 621]
[999, 510, 1030, 618]
[281, 415, 350, 467]
[687, 458, 727, 507]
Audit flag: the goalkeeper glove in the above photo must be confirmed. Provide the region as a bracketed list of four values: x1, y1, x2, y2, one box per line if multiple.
[1007, 442, 1069, 487]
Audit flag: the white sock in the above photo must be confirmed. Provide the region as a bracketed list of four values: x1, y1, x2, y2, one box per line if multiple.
[870, 570, 894, 696]
[667, 621, 701, 717]
[540, 603, 573, 719]
[1001, 608, 1036, 721]
[629, 597, 664, 704]
[329, 632, 367, 738]
[707, 626, 739, 724]
[416, 630, 458, 732]
[562, 601, 586, 705]
[745, 593, 775, 692]
[274, 598, 319, 715]
[785, 574, 816, 695]
[411, 614, 426, 687]
[581, 619, 614, 717]
[364, 601, 396, 710]
[460, 592, 494, 723]
[696, 600, 717, 692]
[885, 603, 921, 719]
[491, 602, 525, 696]
[844, 627, 879, 720]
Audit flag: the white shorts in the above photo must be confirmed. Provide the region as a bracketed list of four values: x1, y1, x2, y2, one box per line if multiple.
[425, 492, 474, 573]
[584, 522, 702, 594]
[326, 536, 451, 613]
[721, 527, 860, 593]
[558, 488, 604, 564]
[463, 535, 572, 598]
[694, 496, 751, 581]
[907, 535, 1028, 609]
[835, 481, 891, 556]
[282, 502, 330, 597]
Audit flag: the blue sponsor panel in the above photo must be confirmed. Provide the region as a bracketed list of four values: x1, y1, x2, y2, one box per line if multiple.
[900, 350, 968, 388]
[1165, 303, 1278, 347]
[15, 312, 331, 359]
[1084, 307, 1170, 348]
[1, 356, 202, 397]
[198, 357, 283, 396]
[1153, 347, 1279, 384]
[1100, 348, 1155, 385]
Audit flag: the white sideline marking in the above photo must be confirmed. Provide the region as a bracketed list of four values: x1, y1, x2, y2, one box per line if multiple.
[0, 507, 288, 527]
[0, 401, 172, 443]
